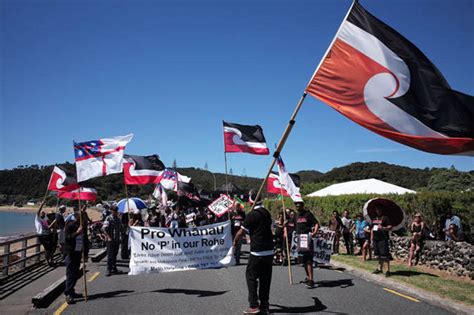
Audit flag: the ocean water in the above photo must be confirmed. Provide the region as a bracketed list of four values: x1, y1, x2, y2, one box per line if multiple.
[0, 211, 36, 237]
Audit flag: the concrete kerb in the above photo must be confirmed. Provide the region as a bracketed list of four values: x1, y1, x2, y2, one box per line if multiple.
[330, 260, 473, 315]
[90, 248, 107, 262]
[31, 266, 83, 308]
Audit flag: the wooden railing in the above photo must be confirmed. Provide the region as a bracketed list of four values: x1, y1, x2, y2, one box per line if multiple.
[1, 233, 44, 277]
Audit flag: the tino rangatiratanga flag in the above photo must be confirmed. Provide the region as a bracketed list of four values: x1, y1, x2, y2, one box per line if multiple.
[124, 154, 166, 185]
[47, 165, 80, 192]
[223, 121, 270, 155]
[306, 1, 473, 155]
[74, 134, 133, 182]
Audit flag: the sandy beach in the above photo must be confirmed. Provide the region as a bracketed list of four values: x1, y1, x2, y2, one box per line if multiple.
[0, 205, 102, 221]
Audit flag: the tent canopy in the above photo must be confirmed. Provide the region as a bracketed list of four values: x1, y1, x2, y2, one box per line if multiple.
[306, 178, 416, 197]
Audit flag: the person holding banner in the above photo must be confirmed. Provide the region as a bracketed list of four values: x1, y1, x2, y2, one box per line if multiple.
[233, 190, 273, 315]
[295, 201, 319, 289]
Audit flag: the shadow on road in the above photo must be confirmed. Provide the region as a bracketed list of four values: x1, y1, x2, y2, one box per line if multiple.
[152, 288, 228, 297]
[388, 270, 438, 277]
[315, 279, 354, 288]
[317, 265, 346, 272]
[85, 289, 135, 301]
[270, 297, 332, 313]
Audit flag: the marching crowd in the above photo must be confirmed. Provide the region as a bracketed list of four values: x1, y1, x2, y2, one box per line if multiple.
[33, 195, 466, 311]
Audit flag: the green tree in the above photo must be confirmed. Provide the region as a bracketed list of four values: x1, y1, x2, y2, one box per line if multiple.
[427, 168, 473, 192]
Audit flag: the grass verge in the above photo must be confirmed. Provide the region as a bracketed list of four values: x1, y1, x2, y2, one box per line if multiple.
[332, 254, 474, 306]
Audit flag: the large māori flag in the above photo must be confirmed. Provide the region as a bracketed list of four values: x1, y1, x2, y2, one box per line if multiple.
[306, 1, 474, 155]
[124, 154, 166, 185]
[47, 165, 80, 192]
[223, 121, 270, 155]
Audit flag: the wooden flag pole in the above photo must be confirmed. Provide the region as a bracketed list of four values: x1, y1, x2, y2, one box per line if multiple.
[249, 92, 307, 213]
[222, 121, 229, 195]
[280, 191, 293, 285]
[77, 188, 88, 302]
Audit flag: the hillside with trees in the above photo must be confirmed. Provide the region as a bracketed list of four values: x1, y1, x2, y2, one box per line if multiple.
[0, 161, 472, 205]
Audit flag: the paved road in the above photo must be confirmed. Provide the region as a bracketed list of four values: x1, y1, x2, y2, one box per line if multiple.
[33, 246, 452, 315]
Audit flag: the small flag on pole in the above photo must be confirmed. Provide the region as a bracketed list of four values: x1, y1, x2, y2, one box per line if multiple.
[223, 121, 270, 155]
[276, 155, 302, 202]
[306, 1, 473, 155]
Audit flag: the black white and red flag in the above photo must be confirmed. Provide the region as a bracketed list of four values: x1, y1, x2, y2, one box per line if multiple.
[306, 1, 473, 155]
[47, 165, 80, 192]
[223, 121, 270, 155]
[267, 173, 301, 197]
[124, 154, 166, 185]
[177, 181, 200, 201]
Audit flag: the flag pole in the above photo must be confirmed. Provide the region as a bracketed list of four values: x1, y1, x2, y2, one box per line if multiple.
[77, 187, 88, 302]
[279, 179, 293, 285]
[222, 121, 229, 195]
[248, 0, 356, 212]
[124, 182, 131, 226]
[249, 92, 307, 213]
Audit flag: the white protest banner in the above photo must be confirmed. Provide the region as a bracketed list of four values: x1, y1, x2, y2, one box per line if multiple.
[129, 221, 234, 274]
[312, 228, 335, 265]
[208, 194, 235, 217]
[289, 228, 335, 264]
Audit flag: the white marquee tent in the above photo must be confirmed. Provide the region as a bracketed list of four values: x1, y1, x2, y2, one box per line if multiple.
[306, 178, 416, 197]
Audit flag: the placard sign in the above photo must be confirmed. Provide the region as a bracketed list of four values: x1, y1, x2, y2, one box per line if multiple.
[208, 194, 235, 217]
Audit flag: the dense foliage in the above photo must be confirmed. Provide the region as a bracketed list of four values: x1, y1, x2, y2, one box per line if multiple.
[1, 161, 472, 211]
[264, 191, 474, 234]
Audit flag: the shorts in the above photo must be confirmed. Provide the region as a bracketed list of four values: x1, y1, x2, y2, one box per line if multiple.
[298, 252, 313, 264]
[373, 239, 389, 260]
[356, 236, 366, 248]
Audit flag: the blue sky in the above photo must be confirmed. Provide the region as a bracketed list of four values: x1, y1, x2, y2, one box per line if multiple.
[1, 0, 473, 177]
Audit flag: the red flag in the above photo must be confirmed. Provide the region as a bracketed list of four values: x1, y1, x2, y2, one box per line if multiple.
[58, 188, 97, 201]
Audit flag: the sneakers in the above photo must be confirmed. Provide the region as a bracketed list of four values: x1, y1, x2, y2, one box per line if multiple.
[385, 271, 391, 277]
[305, 280, 315, 289]
[65, 295, 75, 305]
[106, 270, 112, 277]
[372, 269, 382, 274]
[243, 307, 260, 314]
[71, 292, 83, 298]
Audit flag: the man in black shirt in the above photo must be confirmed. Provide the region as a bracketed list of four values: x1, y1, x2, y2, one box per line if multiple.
[233, 191, 273, 314]
[103, 205, 124, 276]
[370, 207, 392, 277]
[63, 209, 83, 304]
[295, 201, 319, 288]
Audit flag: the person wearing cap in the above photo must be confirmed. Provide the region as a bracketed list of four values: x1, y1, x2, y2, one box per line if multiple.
[295, 201, 319, 288]
[52, 205, 67, 261]
[102, 205, 124, 276]
[233, 190, 273, 314]
[408, 213, 425, 266]
[63, 206, 83, 304]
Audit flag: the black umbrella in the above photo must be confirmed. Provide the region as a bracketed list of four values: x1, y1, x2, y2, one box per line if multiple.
[363, 198, 406, 231]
